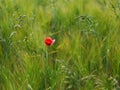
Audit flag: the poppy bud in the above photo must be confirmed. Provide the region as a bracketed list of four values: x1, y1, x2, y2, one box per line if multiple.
[44, 37, 55, 46]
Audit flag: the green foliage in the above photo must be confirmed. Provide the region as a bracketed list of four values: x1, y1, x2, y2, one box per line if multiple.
[0, 0, 120, 90]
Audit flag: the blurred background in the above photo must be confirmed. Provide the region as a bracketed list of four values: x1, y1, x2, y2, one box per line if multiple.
[0, 0, 120, 90]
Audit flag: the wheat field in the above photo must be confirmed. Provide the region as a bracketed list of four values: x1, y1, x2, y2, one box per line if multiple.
[0, 0, 120, 90]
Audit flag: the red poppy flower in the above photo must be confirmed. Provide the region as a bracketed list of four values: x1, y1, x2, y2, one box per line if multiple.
[44, 37, 55, 46]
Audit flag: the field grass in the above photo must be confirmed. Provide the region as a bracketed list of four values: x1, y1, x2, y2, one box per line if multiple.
[0, 0, 120, 90]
